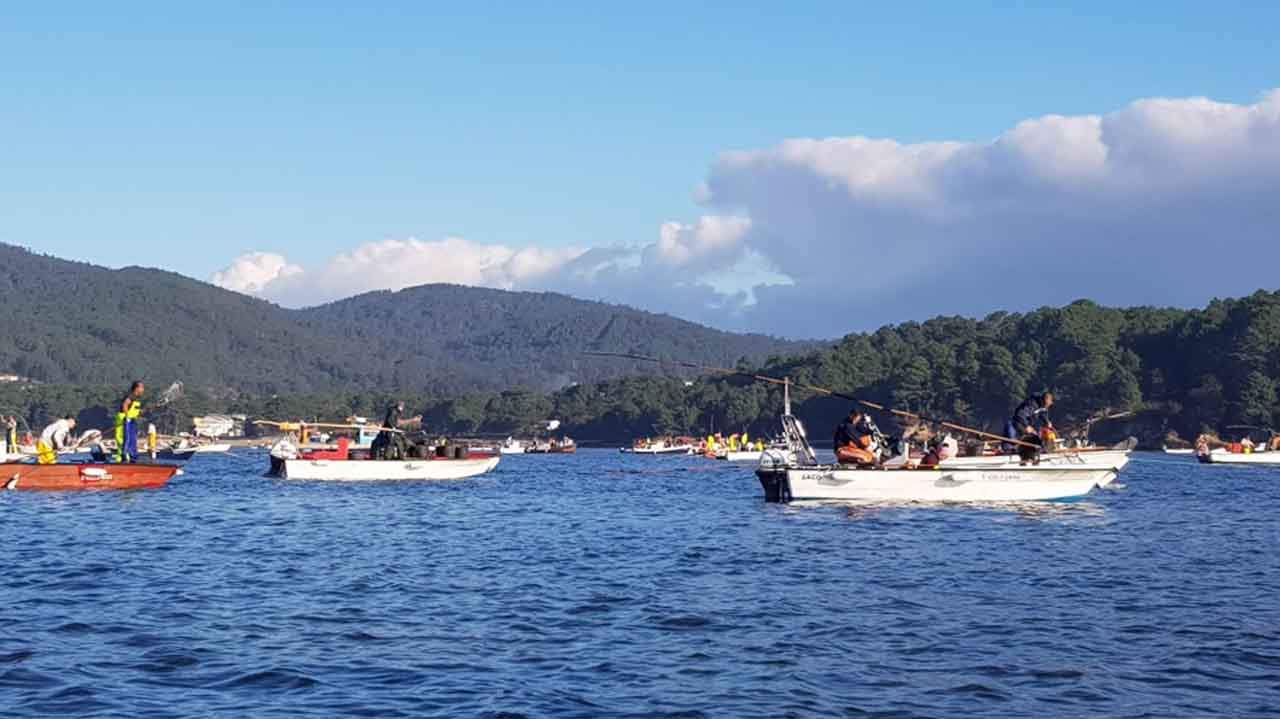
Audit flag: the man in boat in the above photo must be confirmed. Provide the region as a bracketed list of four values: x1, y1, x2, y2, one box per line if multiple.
[371, 401, 422, 460]
[36, 415, 77, 464]
[833, 409, 878, 467]
[3, 415, 16, 455]
[1003, 392, 1054, 454]
[115, 381, 145, 463]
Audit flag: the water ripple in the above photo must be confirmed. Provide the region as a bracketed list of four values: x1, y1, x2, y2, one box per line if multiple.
[1, 451, 1279, 716]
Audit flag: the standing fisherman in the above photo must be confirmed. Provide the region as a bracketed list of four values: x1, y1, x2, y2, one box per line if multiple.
[115, 381, 145, 463]
[2, 415, 16, 456]
[1003, 392, 1054, 454]
[371, 401, 421, 460]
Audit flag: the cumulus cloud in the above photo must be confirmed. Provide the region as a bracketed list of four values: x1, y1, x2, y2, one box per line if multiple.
[209, 252, 302, 294]
[223, 237, 588, 307]
[212, 90, 1280, 337]
[699, 89, 1280, 335]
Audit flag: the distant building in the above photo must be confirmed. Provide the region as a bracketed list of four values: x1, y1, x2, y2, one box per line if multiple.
[193, 414, 247, 438]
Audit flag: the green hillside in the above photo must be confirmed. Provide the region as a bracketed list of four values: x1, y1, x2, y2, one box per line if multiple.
[0, 243, 806, 394]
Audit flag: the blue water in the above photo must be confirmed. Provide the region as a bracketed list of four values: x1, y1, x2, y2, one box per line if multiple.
[2, 450, 1278, 717]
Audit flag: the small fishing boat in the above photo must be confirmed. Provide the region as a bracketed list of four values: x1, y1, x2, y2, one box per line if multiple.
[1, 463, 180, 491]
[268, 437, 500, 481]
[755, 389, 1118, 503]
[527, 437, 577, 454]
[1162, 446, 1195, 455]
[758, 462, 1118, 503]
[621, 438, 696, 455]
[1197, 449, 1280, 465]
[499, 438, 527, 455]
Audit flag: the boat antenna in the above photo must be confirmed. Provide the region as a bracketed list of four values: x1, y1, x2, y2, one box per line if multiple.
[783, 377, 792, 416]
[582, 351, 1038, 449]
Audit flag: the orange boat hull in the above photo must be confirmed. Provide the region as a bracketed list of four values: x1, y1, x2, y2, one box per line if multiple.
[1, 463, 179, 491]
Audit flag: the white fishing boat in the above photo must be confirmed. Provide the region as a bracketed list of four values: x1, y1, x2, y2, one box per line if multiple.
[1162, 446, 1195, 455]
[268, 437, 500, 480]
[1197, 449, 1280, 465]
[621, 439, 696, 455]
[274, 454, 501, 481]
[499, 437, 527, 455]
[754, 384, 1119, 503]
[759, 463, 1118, 503]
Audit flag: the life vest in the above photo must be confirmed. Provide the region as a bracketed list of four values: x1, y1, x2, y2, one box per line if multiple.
[116, 397, 142, 426]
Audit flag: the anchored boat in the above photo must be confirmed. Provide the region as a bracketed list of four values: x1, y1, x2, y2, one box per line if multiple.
[2, 463, 180, 491]
[621, 438, 696, 455]
[268, 437, 500, 481]
[1197, 449, 1280, 465]
[755, 387, 1118, 503]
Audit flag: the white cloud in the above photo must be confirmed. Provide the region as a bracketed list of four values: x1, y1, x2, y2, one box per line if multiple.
[218, 237, 588, 307]
[212, 90, 1280, 337]
[699, 89, 1280, 335]
[208, 252, 302, 295]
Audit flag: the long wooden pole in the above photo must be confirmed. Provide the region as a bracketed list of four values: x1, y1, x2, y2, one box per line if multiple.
[583, 351, 1039, 449]
[253, 420, 407, 434]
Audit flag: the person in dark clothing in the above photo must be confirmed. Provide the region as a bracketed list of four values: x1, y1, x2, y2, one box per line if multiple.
[1003, 392, 1054, 454]
[371, 401, 421, 460]
[833, 409, 878, 466]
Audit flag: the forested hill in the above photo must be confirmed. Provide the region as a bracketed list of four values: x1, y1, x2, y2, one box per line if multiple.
[0, 244, 806, 394]
[296, 285, 802, 390]
[522, 291, 1280, 443]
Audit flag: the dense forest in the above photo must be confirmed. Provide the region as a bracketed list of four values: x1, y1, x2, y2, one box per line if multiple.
[0, 243, 805, 394]
[5, 276, 1280, 446]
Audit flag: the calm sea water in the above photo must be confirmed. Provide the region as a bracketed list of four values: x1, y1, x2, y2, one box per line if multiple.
[2, 449, 1278, 717]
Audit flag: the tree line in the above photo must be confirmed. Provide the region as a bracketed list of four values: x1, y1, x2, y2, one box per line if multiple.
[7, 291, 1280, 447]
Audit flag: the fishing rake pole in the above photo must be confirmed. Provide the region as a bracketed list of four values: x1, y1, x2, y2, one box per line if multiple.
[582, 351, 1038, 449]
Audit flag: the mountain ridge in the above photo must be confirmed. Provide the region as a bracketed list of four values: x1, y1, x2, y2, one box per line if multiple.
[0, 243, 811, 394]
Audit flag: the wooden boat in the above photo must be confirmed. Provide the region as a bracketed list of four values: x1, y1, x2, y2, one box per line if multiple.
[1, 463, 180, 491]
[268, 437, 500, 481]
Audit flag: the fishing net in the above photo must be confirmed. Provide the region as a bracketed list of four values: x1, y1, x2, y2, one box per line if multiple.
[155, 381, 184, 407]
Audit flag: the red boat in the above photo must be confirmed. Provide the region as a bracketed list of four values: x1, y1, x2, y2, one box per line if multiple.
[1, 463, 180, 491]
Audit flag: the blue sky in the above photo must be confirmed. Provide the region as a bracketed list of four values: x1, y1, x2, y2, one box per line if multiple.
[3, 2, 1279, 334]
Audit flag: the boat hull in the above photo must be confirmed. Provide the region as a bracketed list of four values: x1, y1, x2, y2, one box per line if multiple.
[1, 463, 179, 491]
[757, 465, 1116, 503]
[277, 455, 501, 481]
